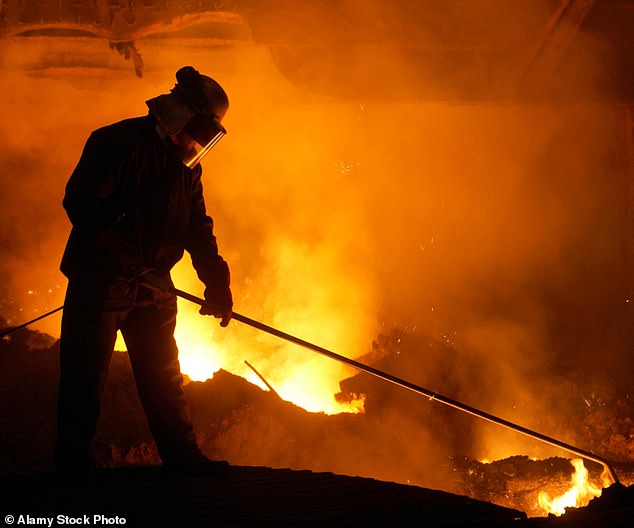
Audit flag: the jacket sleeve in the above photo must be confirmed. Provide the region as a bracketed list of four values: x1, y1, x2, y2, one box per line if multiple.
[185, 169, 232, 307]
[60, 131, 140, 283]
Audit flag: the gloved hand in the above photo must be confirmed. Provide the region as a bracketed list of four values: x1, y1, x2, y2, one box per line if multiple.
[199, 285, 232, 327]
[199, 260, 233, 327]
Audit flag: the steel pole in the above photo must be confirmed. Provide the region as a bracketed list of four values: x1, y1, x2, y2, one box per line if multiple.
[0, 305, 64, 338]
[172, 287, 620, 484]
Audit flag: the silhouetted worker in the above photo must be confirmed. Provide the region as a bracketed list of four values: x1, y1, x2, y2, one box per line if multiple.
[54, 66, 233, 476]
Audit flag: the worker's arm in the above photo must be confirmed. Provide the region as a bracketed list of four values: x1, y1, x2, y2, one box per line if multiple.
[185, 167, 232, 326]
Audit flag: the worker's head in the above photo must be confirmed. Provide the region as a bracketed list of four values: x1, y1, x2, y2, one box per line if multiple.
[147, 66, 229, 168]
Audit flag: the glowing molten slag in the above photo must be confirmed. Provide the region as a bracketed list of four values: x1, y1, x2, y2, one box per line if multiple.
[537, 458, 607, 516]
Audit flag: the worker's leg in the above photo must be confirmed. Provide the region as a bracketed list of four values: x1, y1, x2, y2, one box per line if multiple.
[54, 285, 121, 473]
[122, 297, 202, 467]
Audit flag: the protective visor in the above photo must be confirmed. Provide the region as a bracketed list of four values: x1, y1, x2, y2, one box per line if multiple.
[180, 113, 227, 168]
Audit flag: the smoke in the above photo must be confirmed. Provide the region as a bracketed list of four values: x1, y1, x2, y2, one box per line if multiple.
[0, 2, 631, 487]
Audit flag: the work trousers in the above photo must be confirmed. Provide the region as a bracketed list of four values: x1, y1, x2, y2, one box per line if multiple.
[54, 281, 199, 471]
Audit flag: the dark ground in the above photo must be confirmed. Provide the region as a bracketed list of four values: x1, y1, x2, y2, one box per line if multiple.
[2, 324, 634, 526]
[3, 465, 634, 527]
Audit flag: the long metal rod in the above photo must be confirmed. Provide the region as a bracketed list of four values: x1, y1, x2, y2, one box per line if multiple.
[244, 360, 281, 399]
[0, 278, 138, 339]
[173, 287, 620, 484]
[0, 305, 64, 338]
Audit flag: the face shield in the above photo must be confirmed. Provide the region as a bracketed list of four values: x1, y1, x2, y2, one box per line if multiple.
[177, 113, 227, 169]
[147, 66, 229, 168]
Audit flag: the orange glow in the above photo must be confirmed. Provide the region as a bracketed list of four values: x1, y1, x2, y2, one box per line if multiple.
[115, 310, 366, 414]
[537, 459, 609, 516]
[2, 41, 628, 492]
[114, 252, 369, 415]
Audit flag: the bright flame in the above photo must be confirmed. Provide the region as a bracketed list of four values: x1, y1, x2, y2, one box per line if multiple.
[537, 459, 608, 516]
[114, 311, 367, 415]
[171, 233, 373, 415]
[174, 317, 223, 382]
[113, 252, 370, 416]
[112, 312, 222, 382]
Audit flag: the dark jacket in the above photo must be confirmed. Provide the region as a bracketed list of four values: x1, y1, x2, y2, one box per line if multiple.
[61, 115, 229, 297]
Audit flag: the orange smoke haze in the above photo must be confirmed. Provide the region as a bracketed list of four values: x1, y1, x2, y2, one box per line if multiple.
[0, 29, 631, 475]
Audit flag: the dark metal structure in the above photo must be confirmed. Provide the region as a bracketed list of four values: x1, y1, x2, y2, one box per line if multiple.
[0, 0, 632, 101]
